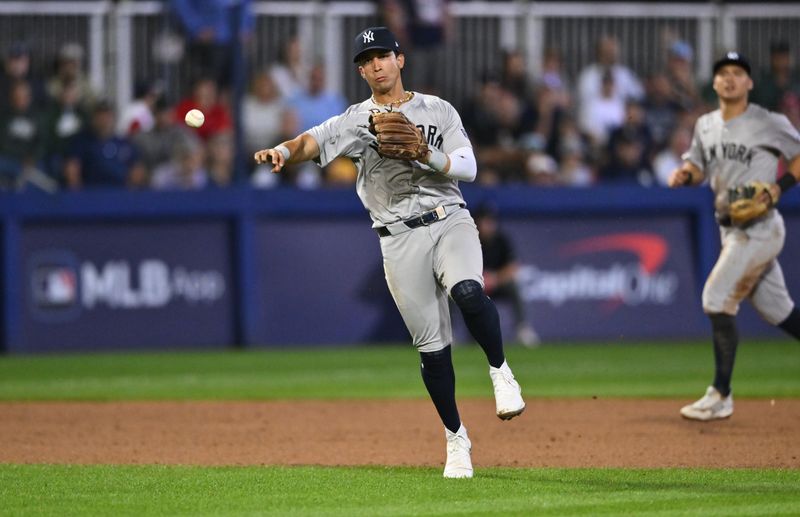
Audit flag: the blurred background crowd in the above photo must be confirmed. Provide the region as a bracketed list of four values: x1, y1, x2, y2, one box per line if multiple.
[0, 0, 798, 193]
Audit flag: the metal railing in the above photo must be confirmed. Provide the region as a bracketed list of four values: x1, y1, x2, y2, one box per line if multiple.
[0, 2, 797, 111]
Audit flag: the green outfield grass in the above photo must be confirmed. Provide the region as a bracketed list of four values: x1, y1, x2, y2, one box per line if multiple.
[1, 465, 799, 516]
[0, 340, 798, 400]
[2, 340, 799, 516]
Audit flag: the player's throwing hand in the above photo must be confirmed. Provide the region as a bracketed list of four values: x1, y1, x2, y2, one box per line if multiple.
[253, 148, 285, 173]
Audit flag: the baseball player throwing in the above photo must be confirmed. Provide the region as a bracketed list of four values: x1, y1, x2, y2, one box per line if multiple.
[669, 52, 800, 421]
[254, 27, 525, 477]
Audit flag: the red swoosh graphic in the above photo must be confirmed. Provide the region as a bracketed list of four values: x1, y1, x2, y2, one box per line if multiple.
[558, 233, 668, 274]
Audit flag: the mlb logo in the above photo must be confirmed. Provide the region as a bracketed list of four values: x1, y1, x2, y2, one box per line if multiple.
[32, 266, 78, 308]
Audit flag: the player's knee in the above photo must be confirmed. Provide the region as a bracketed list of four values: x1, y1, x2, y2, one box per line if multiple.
[451, 279, 485, 314]
[420, 346, 453, 376]
[701, 288, 724, 315]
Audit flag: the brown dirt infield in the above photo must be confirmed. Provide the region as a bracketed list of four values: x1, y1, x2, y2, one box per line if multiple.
[1, 399, 799, 468]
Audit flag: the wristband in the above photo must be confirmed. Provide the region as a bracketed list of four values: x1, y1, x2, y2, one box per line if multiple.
[777, 173, 797, 194]
[275, 145, 291, 161]
[426, 148, 448, 173]
[682, 170, 693, 186]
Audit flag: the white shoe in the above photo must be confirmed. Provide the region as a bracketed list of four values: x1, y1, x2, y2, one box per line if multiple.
[680, 386, 734, 421]
[489, 361, 525, 420]
[443, 424, 473, 478]
[517, 324, 541, 348]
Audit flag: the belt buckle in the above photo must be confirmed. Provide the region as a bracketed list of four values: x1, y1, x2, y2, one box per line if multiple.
[421, 206, 446, 226]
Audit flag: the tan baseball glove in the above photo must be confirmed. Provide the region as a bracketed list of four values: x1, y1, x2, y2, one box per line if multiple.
[728, 181, 778, 227]
[369, 111, 429, 161]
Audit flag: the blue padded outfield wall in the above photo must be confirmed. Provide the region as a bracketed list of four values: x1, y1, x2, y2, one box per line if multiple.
[2, 185, 799, 353]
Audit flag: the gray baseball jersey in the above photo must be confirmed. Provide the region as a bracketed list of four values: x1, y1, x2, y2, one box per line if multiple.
[306, 92, 482, 352]
[307, 93, 471, 226]
[684, 103, 800, 322]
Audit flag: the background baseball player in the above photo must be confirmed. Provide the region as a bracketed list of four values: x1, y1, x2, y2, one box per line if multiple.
[668, 52, 800, 421]
[254, 26, 525, 478]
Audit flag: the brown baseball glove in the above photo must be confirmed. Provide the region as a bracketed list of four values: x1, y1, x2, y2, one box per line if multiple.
[728, 181, 777, 227]
[369, 111, 429, 161]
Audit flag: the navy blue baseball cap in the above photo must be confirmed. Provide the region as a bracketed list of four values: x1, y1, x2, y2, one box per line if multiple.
[713, 51, 751, 76]
[352, 26, 401, 63]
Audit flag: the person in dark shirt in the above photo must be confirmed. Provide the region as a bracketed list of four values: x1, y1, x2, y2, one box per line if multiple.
[0, 42, 46, 114]
[64, 100, 146, 189]
[0, 80, 52, 191]
[751, 41, 800, 113]
[475, 203, 540, 347]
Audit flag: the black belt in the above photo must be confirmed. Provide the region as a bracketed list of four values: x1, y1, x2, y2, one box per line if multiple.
[375, 205, 462, 237]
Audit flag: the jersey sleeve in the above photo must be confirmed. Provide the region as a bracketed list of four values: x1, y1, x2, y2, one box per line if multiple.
[770, 112, 800, 160]
[437, 100, 472, 154]
[305, 109, 364, 167]
[682, 122, 705, 169]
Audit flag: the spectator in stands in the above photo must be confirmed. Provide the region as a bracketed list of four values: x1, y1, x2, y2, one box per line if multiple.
[287, 62, 348, 187]
[578, 68, 625, 148]
[606, 99, 654, 167]
[117, 79, 164, 136]
[524, 151, 559, 186]
[499, 48, 562, 156]
[537, 47, 572, 158]
[150, 139, 208, 190]
[0, 80, 51, 191]
[461, 72, 533, 181]
[325, 157, 358, 186]
[552, 115, 589, 165]
[174, 76, 232, 141]
[643, 73, 682, 150]
[752, 41, 800, 114]
[46, 42, 96, 110]
[781, 87, 800, 130]
[243, 69, 296, 163]
[269, 36, 309, 99]
[170, 0, 255, 91]
[558, 148, 594, 187]
[42, 78, 88, 181]
[474, 202, 540, 348]
[380, 0, 451, 93]
[134, 97, 198, 176]
[599, 130, 653, 186]
[663, 40, 700, 111]
[499, 49, 533, 102]
[555, 117, 594, 186]
[577, 35, 644, 123]
[288, 63, 347, 133]
[653, 126, 691, 186]
[64, 100, 146, 190]
[0, 41, 45, 113]
[539, 47, 570, 97]
[206, 130, 235, 187]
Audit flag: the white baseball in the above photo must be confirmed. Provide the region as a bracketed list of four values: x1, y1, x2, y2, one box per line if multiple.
[184, 109, 205, 128]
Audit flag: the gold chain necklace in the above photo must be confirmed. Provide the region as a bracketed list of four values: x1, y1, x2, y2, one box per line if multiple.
[371, 91, 413, 107]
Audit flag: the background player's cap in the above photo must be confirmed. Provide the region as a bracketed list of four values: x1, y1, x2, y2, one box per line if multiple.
[352, 26, 401, 63]
[713, 52, 751, 76]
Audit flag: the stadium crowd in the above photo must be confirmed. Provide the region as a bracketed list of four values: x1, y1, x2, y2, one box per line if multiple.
[0, 3, 797, 192]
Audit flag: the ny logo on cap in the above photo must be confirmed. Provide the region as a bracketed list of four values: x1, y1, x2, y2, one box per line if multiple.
[363, 30, 374, 43]
[727, 52, 739, 59]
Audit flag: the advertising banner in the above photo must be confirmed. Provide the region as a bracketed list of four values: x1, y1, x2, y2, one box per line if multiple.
[255, 214, 707, 345]
[16, 221, 234, 352]
[254, 218, 410, 346]
[452, 215, 708, 342]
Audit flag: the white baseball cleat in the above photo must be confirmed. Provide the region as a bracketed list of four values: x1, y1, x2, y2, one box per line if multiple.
[680, 386, 734, 421]
[443, 424, 473, 478]
[490, 361, 525, 420]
